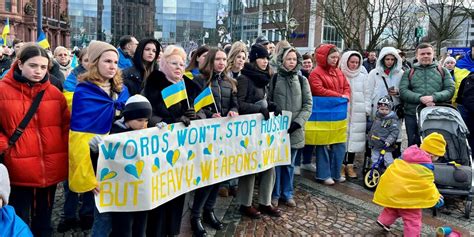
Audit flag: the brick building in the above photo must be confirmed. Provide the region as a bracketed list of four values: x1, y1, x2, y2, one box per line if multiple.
[0, 0, 70, 49]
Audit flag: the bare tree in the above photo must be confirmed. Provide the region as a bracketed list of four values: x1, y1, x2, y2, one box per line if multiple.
[422, 0, 471, 55]
[262, 0, 310, 42]
[387, 2, 421, 50]
[317, 0, 403, 51]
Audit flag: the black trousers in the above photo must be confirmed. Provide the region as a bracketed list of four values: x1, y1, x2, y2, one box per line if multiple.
[146, 194, 185, 236]
[110, 211, 148, 237]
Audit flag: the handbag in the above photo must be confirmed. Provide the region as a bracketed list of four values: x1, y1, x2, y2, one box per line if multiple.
[0, 90, 45, 164]
[381, 76, 404, 119]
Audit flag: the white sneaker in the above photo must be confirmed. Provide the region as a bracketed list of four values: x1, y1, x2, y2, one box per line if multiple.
[301, 164, 316, 172]
[323, 178, 335, 186]
[294, 166, 301, 175]
[336, 176, 346, 183]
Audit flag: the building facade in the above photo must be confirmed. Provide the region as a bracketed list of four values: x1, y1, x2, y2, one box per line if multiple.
[1, 0, 70, 48]
[111, 0, 155, 44]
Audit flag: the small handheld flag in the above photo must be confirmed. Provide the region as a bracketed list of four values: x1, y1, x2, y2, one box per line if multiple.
[194, 87, 216, 112]
[37, 30, 50, 49]
[2, 18, 10, 46]
[161, 80, 188, 108]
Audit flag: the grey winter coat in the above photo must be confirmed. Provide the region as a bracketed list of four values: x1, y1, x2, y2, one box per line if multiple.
[268, 47, 313, 149]
[368, 111, 399, 151]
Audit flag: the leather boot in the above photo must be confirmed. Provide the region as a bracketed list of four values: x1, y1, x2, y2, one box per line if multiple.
[341, 164, 346, 178]
[346, 164, 358, 178]
[191, 217, 207, 237]
[203, 210, 224, 230]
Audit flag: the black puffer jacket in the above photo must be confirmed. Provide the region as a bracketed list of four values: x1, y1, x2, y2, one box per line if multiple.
[197, 72, 238, 117]
[0, 56, 12, 76]
[237, 62, 277, 114]
[457, 72, 474, 113]
[122, 66, 143, 96]
[143, 70, 205, 126]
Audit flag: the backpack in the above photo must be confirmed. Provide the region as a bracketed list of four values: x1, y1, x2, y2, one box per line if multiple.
[407, 65, 445, 87]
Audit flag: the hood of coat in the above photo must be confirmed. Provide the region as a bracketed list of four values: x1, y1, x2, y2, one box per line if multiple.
[314, 44, 338, 70]
[276, 46, 303, 76]
[402, 145, 433, 164]
[339, 50, 364, 78]
[2, 61, 51, 92]
[375, 47, 403, 75]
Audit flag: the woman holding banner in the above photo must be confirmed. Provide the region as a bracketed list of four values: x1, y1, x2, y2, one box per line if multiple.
[143, 45, 204, 236]
[307, 44, 350, 186]
[190, 48, 239, 236]
[236, 43, 282, 219]
[68, 40, 129, 236]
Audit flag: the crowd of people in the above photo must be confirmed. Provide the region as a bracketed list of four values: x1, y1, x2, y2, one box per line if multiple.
[0, 34, 472, 237]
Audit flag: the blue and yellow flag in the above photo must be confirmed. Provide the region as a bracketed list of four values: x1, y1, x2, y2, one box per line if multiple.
[305, 96, 348, 145]
[37, 30, 50, 49]
[2, 18, 9, 46]
[194, 87, 215, 112]
[161, 80, 187, 108]
[68, 82, 129, 193]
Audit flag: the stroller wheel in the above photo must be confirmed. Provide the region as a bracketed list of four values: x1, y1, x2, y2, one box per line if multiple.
[465, 200, 472, 219]
[364, 169, 381, 190]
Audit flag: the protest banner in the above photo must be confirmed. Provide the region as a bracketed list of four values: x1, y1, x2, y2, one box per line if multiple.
[95, 111, 292, 212]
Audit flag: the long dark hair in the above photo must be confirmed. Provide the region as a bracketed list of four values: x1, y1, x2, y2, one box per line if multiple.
[199, 48, 237, 92]
[133, 38, 161, 80]
[185, 45, 210, 72]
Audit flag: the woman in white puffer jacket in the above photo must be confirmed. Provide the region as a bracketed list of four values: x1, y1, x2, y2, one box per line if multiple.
[367, 47, 404, 158]
[339, 51, 371, 178]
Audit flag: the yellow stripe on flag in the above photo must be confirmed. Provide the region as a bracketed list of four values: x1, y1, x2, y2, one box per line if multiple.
[163, 90, 187, 108]
[304, 120, 348, 145]
[68, 131, 101, 193]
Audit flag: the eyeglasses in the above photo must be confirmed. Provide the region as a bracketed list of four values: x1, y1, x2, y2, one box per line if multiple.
[167, 61, 185, 68]
[57, 54, 68, 57]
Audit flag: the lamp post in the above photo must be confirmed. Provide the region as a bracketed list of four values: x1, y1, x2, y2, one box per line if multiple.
[37, 0, 42, 38]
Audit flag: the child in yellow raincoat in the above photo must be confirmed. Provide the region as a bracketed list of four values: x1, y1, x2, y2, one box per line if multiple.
[373, 132, 445, 236]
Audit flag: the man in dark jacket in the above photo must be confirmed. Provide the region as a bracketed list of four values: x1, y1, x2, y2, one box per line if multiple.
[363, 51, 377, 72]
[399, 43, 455, 146]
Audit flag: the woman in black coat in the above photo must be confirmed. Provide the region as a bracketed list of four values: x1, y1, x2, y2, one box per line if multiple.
[142, 45, 204, 236]
[236, 44, 282, 219]
[190, 48, 239, 237]
[123, 38, 161, 95]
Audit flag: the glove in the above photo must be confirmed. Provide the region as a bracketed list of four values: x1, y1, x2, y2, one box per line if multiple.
[89, 135, 104, 153]
[384, 142, 391, 148]
[156, 122, 167, 129]
[287, 122, 301, 134]
[269, 103, 282, 116]
[260, 107, 270, 120]
[435, 196, 444, 208]
[177, 115, 191, 127]
[184, 108, 197, 120]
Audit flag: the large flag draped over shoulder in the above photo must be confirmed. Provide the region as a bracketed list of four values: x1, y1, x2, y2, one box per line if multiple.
[2, 18, 9, 46]
[373, 159, 440, 209]
[304, 96, 348, 145]
[69, 82, 129, 193]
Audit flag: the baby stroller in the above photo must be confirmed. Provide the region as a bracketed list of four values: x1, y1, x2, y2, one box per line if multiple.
[416, 104, 474, 218]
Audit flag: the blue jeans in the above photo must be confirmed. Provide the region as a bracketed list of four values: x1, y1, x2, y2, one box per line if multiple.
[315, 143, 346, 180]
[91, 206, 112, 237]
[272, 149, 297, 201]
[295, 148, 312, 166]
[63, 181, 94, 220]
[405, 115, 421, 146]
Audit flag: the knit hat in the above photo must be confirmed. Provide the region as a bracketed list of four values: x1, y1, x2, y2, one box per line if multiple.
[249, 44, 269, 62]
[443, 56, 456, 65]
[87, 40, 118, 63]
[420, 132, 446, 157]
[122, 95, 152, 121]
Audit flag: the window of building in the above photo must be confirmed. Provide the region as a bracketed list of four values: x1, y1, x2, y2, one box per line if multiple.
[471, 23, 474, 28]
[471, 32, 474, 36]
[17, 0, 21, 13]
[263, 12, 268, 24]
[322, 21, 343, 48]
[5, 0, 12, 12]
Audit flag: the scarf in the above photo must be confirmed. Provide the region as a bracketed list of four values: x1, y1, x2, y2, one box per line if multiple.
[241, 63, 271, 88]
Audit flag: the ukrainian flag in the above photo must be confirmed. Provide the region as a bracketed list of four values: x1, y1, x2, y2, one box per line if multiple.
[194, 87, 215, 112]
[37, 30, 50, 49]
[68, 82, 129, 193]
[161, 80, 187, 108]
[2, 18, 9, 46]
[305, 96, 348, 145]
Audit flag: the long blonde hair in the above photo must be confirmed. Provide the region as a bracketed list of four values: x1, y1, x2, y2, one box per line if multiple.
[78, 55, 124, 92]
[225, 41, 248, 73]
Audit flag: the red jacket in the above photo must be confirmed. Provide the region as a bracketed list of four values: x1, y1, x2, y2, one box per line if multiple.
[0, 62, 70, 187]
[309, 44, 350, 98]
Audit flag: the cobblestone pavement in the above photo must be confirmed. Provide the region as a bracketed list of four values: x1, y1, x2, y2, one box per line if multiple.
[50, 168, 474, 236]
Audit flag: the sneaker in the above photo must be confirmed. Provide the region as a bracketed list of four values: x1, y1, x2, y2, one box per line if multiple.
[323, 178, 335, 186]
[301, 164, 316, 172]
[377, 220, 391, 232]
[294, 166, 301, 176]
[271, 198, 279, 207]
[285, 198, 296, 207]
[336, 176, 346, 183]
